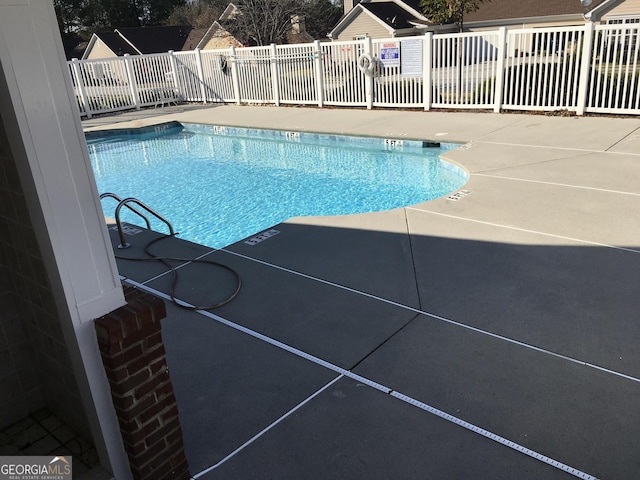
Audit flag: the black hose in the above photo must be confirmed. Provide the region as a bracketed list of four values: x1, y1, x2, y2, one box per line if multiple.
[115, 233, 241, 310]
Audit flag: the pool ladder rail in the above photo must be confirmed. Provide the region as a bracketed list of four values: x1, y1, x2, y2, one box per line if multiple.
[99, 193, 175, 249]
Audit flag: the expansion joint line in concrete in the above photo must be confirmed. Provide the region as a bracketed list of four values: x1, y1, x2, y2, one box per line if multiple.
[122, 277, 599, 480]
[472, 173, 640, 198]
[406, 207, 640, 255]
[217, 249, 640, 386]
[190, 375, 345, 479]
[403, 206, 423, 311]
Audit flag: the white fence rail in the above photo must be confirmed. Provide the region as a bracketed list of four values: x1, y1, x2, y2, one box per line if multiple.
[69, 22, 640, 118]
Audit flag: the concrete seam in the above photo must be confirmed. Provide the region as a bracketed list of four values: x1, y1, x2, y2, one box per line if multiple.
[122, 278, 601, 480]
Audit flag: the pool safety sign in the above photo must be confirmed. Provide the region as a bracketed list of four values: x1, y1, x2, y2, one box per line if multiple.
[380, 42, 400, 68]
[400, 38, 423, 78]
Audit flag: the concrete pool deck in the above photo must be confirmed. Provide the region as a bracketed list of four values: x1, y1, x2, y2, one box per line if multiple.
[87, 106, 640, 479]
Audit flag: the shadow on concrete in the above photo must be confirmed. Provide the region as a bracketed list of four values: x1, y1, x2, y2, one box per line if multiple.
[111, 219, 640, 480]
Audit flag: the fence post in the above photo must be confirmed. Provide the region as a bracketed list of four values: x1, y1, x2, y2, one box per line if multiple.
[364, 37, 374, 110]
[576, 22, 595, 116]
[270, 44, 281, 106]
[229, 46, 241, 104]
[70, 58, 91, 119]
[94, 287, 190, 480]
[168, 50, 179, 91]
[423, 33, 432, 111]
[123, 54, 141, 110]
[314, 40, 325, 107]
[493, 27, 508, 113]
[194, 48, 207, 103]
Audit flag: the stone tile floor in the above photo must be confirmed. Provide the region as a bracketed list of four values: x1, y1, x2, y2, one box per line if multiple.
[0, 408, 109, 479]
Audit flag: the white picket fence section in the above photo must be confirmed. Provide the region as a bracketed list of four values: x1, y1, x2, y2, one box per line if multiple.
[68, 22, 640, 118]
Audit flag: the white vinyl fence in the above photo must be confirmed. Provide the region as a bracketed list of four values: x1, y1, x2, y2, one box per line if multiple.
[69, 22, 640, 118]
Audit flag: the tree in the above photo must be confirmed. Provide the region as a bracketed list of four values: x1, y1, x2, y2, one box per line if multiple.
[228, 0, 300, 46]
[166, 1, 225, 29]
[54, 0, 187, 39]
[138, 0, 187, 26]
[79, 0, 140, 31]
[54, 0, 83, 34]
[419, 0, 488, 32]
[217, 0, 342, 45]
[299, 0, 342, 40]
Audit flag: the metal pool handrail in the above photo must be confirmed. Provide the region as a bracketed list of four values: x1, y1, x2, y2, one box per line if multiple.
[100, 192, 152, 230]
[114, 197, 175, 249]
[100, 193, 175, 248]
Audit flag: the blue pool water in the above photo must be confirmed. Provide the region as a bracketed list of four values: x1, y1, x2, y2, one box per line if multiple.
[87, 122, 467, 249]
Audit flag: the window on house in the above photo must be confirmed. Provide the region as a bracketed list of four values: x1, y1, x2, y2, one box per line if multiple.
[354, 34, 368, 55]
[606, 16, 640, 49]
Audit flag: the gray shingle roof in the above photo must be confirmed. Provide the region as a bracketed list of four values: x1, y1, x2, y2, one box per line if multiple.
[94, 32, 139, 56]
[465, 0, 609, 23]
[361, 2, 423, 29]
[115, 26, 193, 54]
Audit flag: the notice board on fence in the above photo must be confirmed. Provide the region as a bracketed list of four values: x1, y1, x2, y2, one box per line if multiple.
[401, 38, 423, 78]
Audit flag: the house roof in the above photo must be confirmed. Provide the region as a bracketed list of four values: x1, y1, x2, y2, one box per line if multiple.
[399, 0, 423, 13]
[194, 21, 244, 48]
[464, 0, 610, 23]
[329, 0, 429, 38]
[114, 26, 193, 54]
[182, 28, 208, 51]
[331, 0, 625, 38]
[61, 34, 88, 60]
[91, 32, 139, 56]
[360, 2, 423, 29]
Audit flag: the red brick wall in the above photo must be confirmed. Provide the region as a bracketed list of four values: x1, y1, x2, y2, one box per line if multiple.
[95, 287, 190, 480]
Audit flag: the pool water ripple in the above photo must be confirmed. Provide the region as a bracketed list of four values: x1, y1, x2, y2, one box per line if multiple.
[87, 123, 467, 249]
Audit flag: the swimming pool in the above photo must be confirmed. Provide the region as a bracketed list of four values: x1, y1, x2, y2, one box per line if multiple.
[87, 122, 467, 249]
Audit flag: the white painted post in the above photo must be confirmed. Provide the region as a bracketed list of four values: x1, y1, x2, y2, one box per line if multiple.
[364, 36, 374, 109]
[423, 33, 432, 111]
[576, 22, 595, 116]
[194, 48, 207, 103]
[168, 50, 179, 90]
[493, 27, 508, 113]
[270, 44, 280, 106]
[123, 54, 140, 110]
[229, 46, 241, 104]
[71, 58, 91, 118]
[0, 1, 129, 477]
[314, 40, 325, 107]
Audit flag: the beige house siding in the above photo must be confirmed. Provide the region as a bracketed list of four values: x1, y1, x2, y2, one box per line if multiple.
[467, 14, 588, 32]
[604, 0, 640, 17]
[85, 39, 117, 60]
[602, 0, 640, 18]
[468, 19, 586, 33]
[334, 9, 392, 40]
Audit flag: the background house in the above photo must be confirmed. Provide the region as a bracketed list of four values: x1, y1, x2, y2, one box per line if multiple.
[586, 0, 640, 25]
[464, 0, 610, 30]
[189, 21, 243, 50]
[81, 23, 245, 61]
[329, 0, 434, 40]
[82, 25, 195, 60]
[330, 0, 640, 40]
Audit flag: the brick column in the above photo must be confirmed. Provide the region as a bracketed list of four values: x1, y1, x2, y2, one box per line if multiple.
[95, 286, 190, 480]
